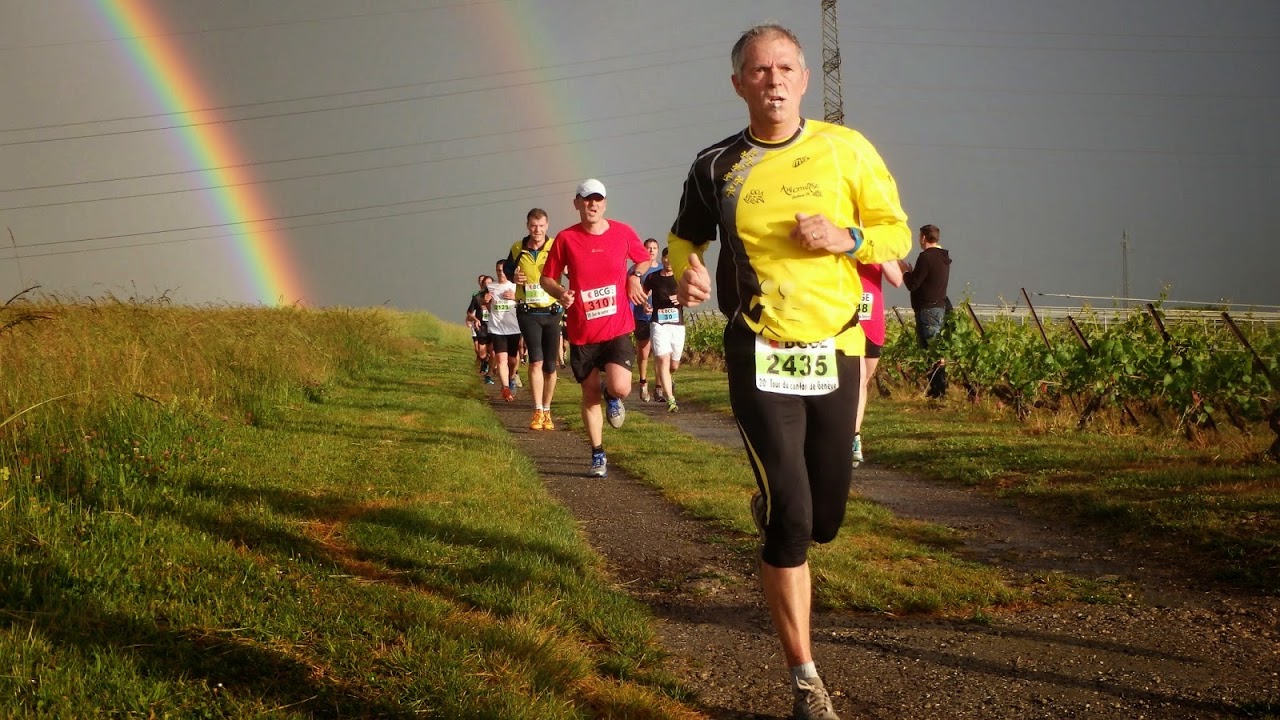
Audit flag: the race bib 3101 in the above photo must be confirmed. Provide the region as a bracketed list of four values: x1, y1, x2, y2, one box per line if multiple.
[581, 285, 619, 321]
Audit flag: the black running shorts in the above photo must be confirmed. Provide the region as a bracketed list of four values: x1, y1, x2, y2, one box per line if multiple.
[724, 319, 861, 569]
[568, 334, 635, 384]
[517, 309, 562, 373]
[490, 332, 522, 355]
[864, 339, 883, 359]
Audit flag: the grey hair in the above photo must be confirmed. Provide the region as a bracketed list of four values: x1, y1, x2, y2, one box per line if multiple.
[731, 23, 806, 77]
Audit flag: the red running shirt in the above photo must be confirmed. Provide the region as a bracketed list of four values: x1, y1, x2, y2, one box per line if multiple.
[543, 220, 650, 345]
[857, 262, 886, 346]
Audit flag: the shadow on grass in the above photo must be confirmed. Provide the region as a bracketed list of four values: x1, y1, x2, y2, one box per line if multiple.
[0, 557, 413, 718]
[176, 479, 593, 605]
[269, 415, 494, 449]
[824, 620, 1256, 717]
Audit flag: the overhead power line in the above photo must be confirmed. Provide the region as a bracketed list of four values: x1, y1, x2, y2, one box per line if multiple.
[3, 166, 688, 261]
[0, 0, 509, 52]
[0, 50, 724, 148]
[0, 44, 719, 134]
[0, 107, 741, 212]
[846, 34, 1280, 56]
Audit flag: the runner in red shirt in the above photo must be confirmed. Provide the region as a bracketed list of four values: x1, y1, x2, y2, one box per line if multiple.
[853, 260, 904, 466]
[541, 178, 653, 477]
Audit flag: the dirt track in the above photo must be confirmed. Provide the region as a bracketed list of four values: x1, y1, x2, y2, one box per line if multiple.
[489, 390, 1279, 719]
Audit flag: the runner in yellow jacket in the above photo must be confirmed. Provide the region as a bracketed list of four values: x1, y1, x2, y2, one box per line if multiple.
[505, 208, 562, 430]
[668, 23, 911, 720]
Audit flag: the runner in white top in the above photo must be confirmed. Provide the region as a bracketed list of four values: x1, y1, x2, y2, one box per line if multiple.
[486, 259, 523, 402]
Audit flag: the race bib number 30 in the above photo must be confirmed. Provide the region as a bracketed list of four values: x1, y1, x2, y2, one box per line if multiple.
[581, 285, 618, 320]
[656, 307, 679, 324]
[524, 283, 550, 305]
[754, 336, 839, 396]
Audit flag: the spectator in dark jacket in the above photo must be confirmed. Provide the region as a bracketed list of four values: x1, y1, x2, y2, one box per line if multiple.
[900, 224, 952, 398]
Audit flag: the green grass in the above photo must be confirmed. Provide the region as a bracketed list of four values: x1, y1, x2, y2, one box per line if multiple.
[5, 297, 1272, 715]
[554, 384, 1088, 614]
[0, 302, 699, 718]
[670, 365, 1280, 593]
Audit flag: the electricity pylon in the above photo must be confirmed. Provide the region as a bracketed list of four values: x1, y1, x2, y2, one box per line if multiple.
[821, 0, 844, 125]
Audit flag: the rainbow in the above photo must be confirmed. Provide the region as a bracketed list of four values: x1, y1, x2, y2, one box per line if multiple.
[476, 3, 589, 201]
[95, 0, 304, 305]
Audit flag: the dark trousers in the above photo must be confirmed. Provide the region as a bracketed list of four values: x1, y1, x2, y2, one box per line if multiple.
[915, 307, 947, 398]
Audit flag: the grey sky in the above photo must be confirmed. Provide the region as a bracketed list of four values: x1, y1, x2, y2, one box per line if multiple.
[2, 0, 1277, 319]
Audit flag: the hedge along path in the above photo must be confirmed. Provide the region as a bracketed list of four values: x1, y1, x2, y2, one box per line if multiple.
[487, 377, 1280, 720]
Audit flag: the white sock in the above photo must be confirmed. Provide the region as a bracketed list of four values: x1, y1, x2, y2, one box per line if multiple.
[790, 662, 818, 686]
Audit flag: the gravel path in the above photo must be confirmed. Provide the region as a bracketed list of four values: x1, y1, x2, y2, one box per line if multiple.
[490, 391, 1279, 719]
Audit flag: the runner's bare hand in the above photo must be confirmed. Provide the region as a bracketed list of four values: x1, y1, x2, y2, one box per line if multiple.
[792, 213, 855, 254]
[561, 290, 575, 309]
[627, 275, 648, 306]
[678, 253, 711, 307]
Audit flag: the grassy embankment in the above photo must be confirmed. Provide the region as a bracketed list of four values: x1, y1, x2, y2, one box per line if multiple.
[0, 299, 697, 719]
[667, 364, 1279, 593]
[5, 298, 1270, 716]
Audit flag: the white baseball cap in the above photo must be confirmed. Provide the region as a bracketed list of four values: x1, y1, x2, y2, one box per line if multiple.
[575, 178, 607, 198]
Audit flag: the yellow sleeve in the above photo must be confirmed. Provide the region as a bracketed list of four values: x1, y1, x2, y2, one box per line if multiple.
[667, 234, 708, 282]
[847, 136, 911, 267]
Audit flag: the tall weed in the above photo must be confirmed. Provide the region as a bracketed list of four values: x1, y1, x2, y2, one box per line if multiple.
[0, 298, 405, 504]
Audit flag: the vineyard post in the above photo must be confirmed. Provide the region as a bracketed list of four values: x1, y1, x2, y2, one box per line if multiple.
[1023, 288, 1080, 413]
[889, 306, 915, 384]
[965, 301, 986, 339]
[1143, 305, 1219, 440]
[1145, 303, 1172, 343]
[1222, 312, 1280, 460]
[1020, 288, 1052, 351]
[1067, 315, 1139, 428]
[1221, 312, 1271, 378]
[945, 303, 977, 401]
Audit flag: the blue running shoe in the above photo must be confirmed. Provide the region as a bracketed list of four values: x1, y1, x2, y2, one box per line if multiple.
[851, 433, 863, 468]
[605, 394, 626, 429]
[589, 449, 608, 478]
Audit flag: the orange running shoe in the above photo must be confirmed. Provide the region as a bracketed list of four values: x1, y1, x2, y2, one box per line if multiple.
[529, 409, 545, 430]
[541, 411, 555, 431]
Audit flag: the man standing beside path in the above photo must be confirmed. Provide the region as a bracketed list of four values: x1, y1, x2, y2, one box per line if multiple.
[670, 24, 911, 720]
[900, 223, 951, 399]
[541, 179, 653, 478]
[506, 208, 562, 430]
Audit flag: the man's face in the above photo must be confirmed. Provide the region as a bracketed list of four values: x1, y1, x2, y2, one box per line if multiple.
[645, 241, 659, 261]
[731, 34, 809, 129]
[527, 216, 548, 242]
[476, 275, 486, 289]
[494, 263, 505, 280]
[574, 193, 606, 224]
